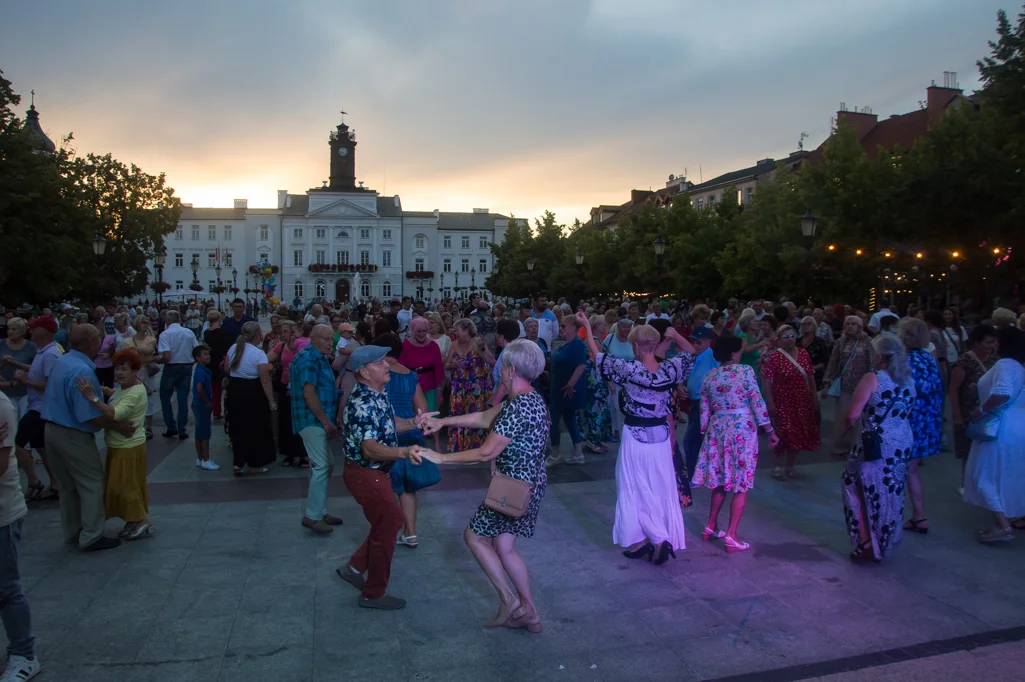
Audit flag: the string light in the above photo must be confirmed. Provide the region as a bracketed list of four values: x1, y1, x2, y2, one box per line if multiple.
[828, 244, 836, 251]
[993, 247, 1002, 254]
[916, 252, 923, 259]
[855, 249, 863, 255]
[952, 251, 960, 258]
[884, 252, 892, 258]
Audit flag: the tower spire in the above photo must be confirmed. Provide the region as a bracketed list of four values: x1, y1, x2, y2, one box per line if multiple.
[22, 92, 55, 154]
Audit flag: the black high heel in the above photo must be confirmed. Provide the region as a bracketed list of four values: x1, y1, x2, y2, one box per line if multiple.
[653, 541, 676, 565]
[849, 540, 879, 564]
[622, 542, 654, 561]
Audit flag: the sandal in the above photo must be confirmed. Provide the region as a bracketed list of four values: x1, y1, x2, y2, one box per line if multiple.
[786, 468, 799, 479]
[772, 466, 786, 481]
[850, 540, 879, 563]
[903, 518, 929, 534]
[298, 459, 310, 469]
[701, 526, 726, 542]
[724, 535, 750, 553]
[396, 534, 419, 548]
[38, 488, 58, 501]
[280, 457, 294, 467]
[978, 527, 1013, 544]
[25, 481, 45, 502]
[1011, 518, 1025, 531]
[233, 466, 243, 477]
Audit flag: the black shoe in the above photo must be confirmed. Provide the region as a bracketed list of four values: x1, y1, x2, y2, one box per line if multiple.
[652, 541, 676, 566]
[622, 542, 655, 561]
[83, 536, 121, 552]
[336, 566, 365, 591]
[359, 594, 406, 610]
[178, 432, 189, 441]
[162, 429, 178, 438]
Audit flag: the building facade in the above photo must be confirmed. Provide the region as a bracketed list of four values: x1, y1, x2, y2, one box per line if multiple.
[150, 117, 522, 304]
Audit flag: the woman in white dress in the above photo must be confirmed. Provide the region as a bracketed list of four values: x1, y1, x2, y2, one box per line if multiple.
[963, 326, 1025, 542]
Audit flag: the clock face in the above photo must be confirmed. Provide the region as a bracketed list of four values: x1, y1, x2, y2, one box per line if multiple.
[338, 147, 349, 157]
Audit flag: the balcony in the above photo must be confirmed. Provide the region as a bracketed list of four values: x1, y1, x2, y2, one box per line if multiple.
[405, 270, 435, 280]
[308, 263, 377, 273]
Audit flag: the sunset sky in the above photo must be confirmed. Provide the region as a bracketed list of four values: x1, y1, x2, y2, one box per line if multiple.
[1, 0, 1010, 224]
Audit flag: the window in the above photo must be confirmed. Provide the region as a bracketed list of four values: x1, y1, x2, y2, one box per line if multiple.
[208, 225, 216, 240]
[381, 251, 391, 267]
[708, 194, 716, 205]
[461, 236, 470, 249]
[174, 253, 184, 268]
[260, 226, 268, 241]
[443, 236, 451, 249]
[175, 226, 183, 240]
[443, 258, 452, 273]
[382, 229, 392, 240]
[207, 253, 217, 267]
[315, 280, 326, 298]
[360, 250, 370, 266]
[694, 198, 704, 209]
[315, 249, 326, 265]
[461, 258, 469, 272]
[480, 236, 488, 249]
[415, 257, 425, 272]
[744, 186, 754, 203]
[224, 225, 232, 240]
[209, 280, 216, 291]
[382, 281, 392, 298]
[293, 227, 303, 239]
[191, 225, 200, 240]
[316, 228, 326, 240]
[224, 251, 232, 267]
[360, 228, 370, 240]
[415, 234, 425, 249]
[336, 250, 349, 265]
[360, 280, 370, 298]
[479, 259, 488, 273]
[293, 249, 304, 267]
[294, 281, 303, 299]
[175, 280, 184, 290]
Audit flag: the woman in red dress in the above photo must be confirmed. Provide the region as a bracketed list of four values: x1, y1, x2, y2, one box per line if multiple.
[761, 325, 821, 480]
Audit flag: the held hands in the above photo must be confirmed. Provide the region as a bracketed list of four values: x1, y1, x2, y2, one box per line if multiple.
[406, 444, 437, 465]
[415, 410, 443, 435]
[13, 370, 27, 382]
[321, 420, 339, 439]
[75, 377, 96, 400]
[562, 384, 575, 399]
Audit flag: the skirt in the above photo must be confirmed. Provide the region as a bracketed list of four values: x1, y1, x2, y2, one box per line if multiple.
[613, 428, 687, 551]
[225, 378, 276, 469]
[105, 444, 148, 522]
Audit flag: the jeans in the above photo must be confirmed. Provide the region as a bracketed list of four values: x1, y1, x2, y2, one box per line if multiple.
[343, 463, 404, 599]
[0, 519, 35, 660]
[160, 364, 192, 433]
[549, 398, 582, 447]
[683, 403, 704, 477]
[300, 425, 333, 521]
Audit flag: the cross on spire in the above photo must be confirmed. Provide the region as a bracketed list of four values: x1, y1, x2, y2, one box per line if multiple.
[30, 90, 35, 108]
[339, 110, 347, 123]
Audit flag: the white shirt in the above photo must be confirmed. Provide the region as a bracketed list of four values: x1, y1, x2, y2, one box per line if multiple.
[336, 337, 350, 351]
[157, 323, 199, 364]
[115, 326, 137, 350]
[227, 343, 269, 379]
[868, 308, 896, 330]
[517, 320, 526, 338]
[0, 393, 27, 528]
[396, 308, 413, 337]
[645, 313, 670, 322]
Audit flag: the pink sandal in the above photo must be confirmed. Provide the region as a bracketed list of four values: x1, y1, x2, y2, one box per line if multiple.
[724, 535, 750, 553]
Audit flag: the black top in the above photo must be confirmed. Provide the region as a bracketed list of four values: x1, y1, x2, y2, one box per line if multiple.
[203, 327, 231, 380]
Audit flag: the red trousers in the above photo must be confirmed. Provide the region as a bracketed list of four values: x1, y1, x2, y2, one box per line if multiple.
[343, 462, 404, 599]
[211, 379, 223, 418]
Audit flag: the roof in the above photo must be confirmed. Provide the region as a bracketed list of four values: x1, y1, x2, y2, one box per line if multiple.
[281, 195, 310, 216]
[22, 105, 55, 154]
[688, 159, 776, 193]
[180, 207, 248, 220]
[376, 196, 403, 217]
[860, 109, 929, 157]
[437, 212, 509, 231]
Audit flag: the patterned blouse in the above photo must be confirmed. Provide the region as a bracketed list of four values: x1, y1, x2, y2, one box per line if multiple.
[343, 382, 398, 470]
[595, 352, 694, 442]
[824, 333, 874, 392]
[952, 350, 996, 420]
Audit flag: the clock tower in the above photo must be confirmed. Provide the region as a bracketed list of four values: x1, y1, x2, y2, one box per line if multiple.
[329, 118, 357, 190]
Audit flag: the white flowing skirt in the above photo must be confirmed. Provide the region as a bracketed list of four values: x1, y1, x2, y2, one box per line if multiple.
[613, 428, 687, 550]
[964, 434, 1025, 518]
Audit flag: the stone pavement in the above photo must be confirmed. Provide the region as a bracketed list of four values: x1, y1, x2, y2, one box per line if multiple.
[5, 399, 1025, 682]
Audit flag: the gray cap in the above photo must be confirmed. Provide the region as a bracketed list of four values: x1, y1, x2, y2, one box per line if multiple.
[347, 345, 389, 373]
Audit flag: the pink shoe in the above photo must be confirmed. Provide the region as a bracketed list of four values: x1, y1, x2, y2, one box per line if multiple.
[724, 535, 750, 553]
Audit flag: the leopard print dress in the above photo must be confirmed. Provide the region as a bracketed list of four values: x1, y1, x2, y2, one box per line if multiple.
[468, 390, 551, 538]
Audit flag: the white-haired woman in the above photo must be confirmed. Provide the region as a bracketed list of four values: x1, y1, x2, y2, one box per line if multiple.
[419, 340, 551, 633]
[576, 312, 695, 565]
[842, 333, 916, 563]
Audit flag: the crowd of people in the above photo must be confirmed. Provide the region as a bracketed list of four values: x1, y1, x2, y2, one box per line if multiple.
[0, 289, 1023, 673]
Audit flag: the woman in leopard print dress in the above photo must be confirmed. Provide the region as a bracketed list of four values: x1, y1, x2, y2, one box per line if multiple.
[420, 340, 550, 633]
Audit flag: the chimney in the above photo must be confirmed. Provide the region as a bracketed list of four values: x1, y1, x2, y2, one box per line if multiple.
[393, 195, 401, 208]
[277, 190, 287, 209]
[836, 109, 878, 140]
[433, 209, 439, 218]
[233, 199, 247, 209]
[926, 75, 963, 127]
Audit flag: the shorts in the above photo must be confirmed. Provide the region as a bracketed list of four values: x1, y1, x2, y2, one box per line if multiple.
[15, 409, 45, 450]
[192, 405, 212, 441]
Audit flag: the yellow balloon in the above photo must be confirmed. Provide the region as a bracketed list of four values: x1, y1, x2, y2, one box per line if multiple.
[262, 268, 272, 277]
[271, 298, 280, 306]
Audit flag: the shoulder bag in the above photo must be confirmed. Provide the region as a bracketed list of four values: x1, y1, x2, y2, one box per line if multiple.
[965, 372, 1024, 442]
[861, 385, 901, 462]
[484, 472, 533, 518]
[827, 339, 859, 398]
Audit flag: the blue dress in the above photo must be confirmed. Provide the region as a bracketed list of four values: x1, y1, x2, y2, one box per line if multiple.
[907, 348, 943, 459]
[385, 369, 425, 447]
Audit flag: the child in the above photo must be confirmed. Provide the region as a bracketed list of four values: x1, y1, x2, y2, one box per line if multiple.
[191, 344, 219, 470]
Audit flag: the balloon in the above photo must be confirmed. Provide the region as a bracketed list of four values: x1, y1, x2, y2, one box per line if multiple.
[263, 267, 272, 278]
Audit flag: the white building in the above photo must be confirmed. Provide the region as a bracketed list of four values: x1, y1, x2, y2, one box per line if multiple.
[149, 117, 523, 304]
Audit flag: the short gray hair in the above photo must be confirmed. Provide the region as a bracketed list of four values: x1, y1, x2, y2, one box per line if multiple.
[523, 318, 539, 330]
[165, 310, 180, 323]
[898, 317, 930, 351]
[501, 339, 545, 382]
[871, 333, 911, 384]
[114, 312, 130, 326]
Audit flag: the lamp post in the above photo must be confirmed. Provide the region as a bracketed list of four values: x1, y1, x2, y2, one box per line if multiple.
[232, 267, 238, 294]
[440, 273, 445, 300]
[215, 264, 223, 310]
[92, 235, 107, 256]
[427, 275, 434, 307]
[244, 274, 250, 295]
[799, 210, 818, 304]
[190, 254, 200, 287]
[653, 235, 666, 273]
[454, 272, 461, 301]
[153, 251, 165, 307]
[470, 268, 477, 293]
[526, 258, 535, 303]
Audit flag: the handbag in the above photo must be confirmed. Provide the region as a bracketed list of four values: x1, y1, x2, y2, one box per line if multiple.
[965, 377, 1024, 442]
[860, 389, 900, 462]
[827, 340, 859, 398]
[390, 457, 442, 492]
[484, 472, 533, 518]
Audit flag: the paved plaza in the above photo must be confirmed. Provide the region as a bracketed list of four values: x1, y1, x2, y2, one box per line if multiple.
[4, 398, 1025, 681]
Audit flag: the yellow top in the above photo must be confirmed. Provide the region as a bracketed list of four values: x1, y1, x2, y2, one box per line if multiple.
[106, 383, 148, 449]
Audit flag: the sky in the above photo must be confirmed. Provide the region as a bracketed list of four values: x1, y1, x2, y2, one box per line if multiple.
[1, 0, 1013, 224]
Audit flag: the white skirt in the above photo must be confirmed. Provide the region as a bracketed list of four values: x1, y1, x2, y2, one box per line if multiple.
[613, 428, 687, 550]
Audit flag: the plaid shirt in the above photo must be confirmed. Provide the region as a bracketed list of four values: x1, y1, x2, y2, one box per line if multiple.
[288, 345, 338, 433]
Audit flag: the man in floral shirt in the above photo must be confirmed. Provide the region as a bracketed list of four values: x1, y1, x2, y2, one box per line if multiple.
[335, 345, 427, 610]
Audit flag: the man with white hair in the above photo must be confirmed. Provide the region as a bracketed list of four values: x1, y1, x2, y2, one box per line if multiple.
[156, 310, 198, 439]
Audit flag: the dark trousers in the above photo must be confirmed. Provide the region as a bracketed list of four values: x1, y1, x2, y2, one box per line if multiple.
[211, 379, 223, 419]
[343, 463, 404, 599]
[0, 519, 34, 659]
[549, 398, 582, 447]
[683, 403, 703, 477]
[160, 364, 192, 433]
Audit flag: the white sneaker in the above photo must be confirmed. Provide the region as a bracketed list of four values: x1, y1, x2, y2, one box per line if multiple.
[1, 655, 40, 682]
[200, 460, 221, 471]
[196, 458, 202, 468]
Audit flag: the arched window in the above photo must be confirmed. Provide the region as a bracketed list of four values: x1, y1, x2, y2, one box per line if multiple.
[360, 280, 370, 298]
[382, 281, 392, 298]
[414, 234, 426, 249]
[315, 280, 326, 298]
[294, 280, 304, 299]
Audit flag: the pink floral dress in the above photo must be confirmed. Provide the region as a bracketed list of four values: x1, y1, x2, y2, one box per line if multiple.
[692, 364, 771, 493]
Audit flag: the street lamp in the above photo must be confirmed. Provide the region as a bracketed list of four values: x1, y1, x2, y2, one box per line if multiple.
[470, 268, 477, 292]
[440, 273, 445, 299]
[454, 272, 461, 301]
[800, 210, 818, 240]
[232, 267, 238, 293]
[526, 259, 535, 273]
[190, 254, 200, 285]
[653, 235, 666, 273]
[575, 249, 584, 267]
[153, 250, 165, 306]
[215, 264, 223, 309]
